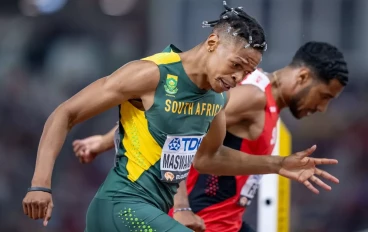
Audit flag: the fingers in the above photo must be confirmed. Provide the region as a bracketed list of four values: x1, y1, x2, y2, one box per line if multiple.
[312, 158, 338, 165]
[72, 140, 81, 146]
[23, 200, 32, 217]
[298, 145, 317, 158]
[22, 200, 28, 215]
[23, 192, 53, 223]
[43, 203, 53, 227]
[31, 201, 39, 219]
[303, 180, 319, 194]
[310, 175, 331, 191]
[195, 215, 206, 232]
[315, 168, 339, 184]
[38, 201, 47, 219]
[74, 144, 86, 156]
[73, 140, 83, 153]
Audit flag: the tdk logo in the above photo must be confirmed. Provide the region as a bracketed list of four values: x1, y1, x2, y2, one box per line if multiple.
[168, 137, 203, 151]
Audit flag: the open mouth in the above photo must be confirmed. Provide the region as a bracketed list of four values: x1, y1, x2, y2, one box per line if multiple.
[219, 79, 232, 91]
[305, 110, 316, 117]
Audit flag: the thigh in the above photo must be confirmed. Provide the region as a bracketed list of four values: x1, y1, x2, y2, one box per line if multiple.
[113, 201, 193, 232]
[86, 198, 192, 232]
[85, 197, 117, 232]
[239, 221, 256, 232]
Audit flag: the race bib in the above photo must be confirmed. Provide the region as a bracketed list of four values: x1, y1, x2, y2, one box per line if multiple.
[238, 175, 263, 207]
[160, 135, 204, 183]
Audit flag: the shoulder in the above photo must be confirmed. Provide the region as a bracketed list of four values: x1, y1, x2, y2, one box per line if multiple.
[107, 60, 160, 95]
[241, 69, 270, 92]
[141, 52, 181, 66]
[226, 84, 266, 113]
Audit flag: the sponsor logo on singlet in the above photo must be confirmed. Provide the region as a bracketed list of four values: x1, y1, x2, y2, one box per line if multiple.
[160, 135, 204, 183]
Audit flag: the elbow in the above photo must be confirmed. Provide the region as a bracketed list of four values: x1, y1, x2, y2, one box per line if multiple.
[192, 154, 211, 174]
[49, 104, 75, 131]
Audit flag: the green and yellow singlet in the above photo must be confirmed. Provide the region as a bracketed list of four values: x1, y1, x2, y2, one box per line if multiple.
[96, 45, 226, 212]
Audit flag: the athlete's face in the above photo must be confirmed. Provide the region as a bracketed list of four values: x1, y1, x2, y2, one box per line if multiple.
[289, 72, 344, 119]
[205, 34, 262, 93]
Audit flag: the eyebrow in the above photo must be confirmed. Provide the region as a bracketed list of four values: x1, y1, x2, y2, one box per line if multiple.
[322, 92, 335, 98]
[236, 57, 248, 65]
[240, 55, 259, 67]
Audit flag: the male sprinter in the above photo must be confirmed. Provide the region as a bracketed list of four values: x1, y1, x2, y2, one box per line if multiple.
[73, 42, 348, 232]
[22, 2, 339, 231]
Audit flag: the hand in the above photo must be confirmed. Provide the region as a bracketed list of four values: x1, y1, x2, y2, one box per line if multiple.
[238, 196, 249, 207]
[23, 191, 53, 226]
[73, 135, 104, 164]
[174, 210, 206, 232]
[278, 145, 339, 194]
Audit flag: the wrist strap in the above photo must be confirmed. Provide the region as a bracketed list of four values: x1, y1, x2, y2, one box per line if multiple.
[27, 187, 52, 194]
[173, 207, 192, 213]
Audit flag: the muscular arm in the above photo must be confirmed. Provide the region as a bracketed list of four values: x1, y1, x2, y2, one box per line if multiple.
[31, 60, 160, 188]
[100, 125, 119, 152]
[225, 84, 266, 127]
[173, 180, 190, 209]
[193, 109, 282, 176]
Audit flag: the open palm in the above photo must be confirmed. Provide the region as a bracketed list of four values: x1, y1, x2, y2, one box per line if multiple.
[278, 145, 339, 194]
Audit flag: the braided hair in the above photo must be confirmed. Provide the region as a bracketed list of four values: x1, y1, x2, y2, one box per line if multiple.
[203, 1, 267, 53]
[290, 42, 349, 86]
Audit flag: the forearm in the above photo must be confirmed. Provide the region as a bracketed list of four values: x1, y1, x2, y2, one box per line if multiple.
[31, 108, 71, 188]
[173, 180, 190, 209]
[100, 125, 118, 152]
[194, 146, 283, 176]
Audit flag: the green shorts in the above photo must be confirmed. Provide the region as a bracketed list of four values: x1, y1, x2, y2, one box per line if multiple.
[85, 198, 192, 232]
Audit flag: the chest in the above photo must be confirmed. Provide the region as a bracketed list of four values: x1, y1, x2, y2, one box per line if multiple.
[147, 85, 225, 136]
[243, 109, 279, 154]
[228, 108, 279, 155]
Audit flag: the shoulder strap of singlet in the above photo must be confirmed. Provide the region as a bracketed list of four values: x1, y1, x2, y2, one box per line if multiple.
[221, 91, 229, 108]
[141, 52, 181, 66]
[241, 69, 270, 92]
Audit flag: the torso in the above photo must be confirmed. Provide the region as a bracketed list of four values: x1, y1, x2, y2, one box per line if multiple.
[185, 70, 280, 232]
[96, 45, 226, 213]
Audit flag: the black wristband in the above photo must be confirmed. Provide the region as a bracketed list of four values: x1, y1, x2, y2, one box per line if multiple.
[27, 187, 52, 194]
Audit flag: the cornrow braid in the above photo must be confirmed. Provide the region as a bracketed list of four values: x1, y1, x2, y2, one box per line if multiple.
[202, 1, 267, 53]
[290, 42, 349, 86]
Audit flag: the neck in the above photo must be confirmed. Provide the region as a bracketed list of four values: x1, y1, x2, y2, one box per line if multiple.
[267, 67, 292, 110]
[179, 43, 212, 90]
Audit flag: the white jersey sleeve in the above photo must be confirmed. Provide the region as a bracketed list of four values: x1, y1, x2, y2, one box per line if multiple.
[241, 69, 270, 92]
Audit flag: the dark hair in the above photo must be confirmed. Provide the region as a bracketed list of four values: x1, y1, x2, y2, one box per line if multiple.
[203, 1, 267, 53]
[290, 42, 349, 86]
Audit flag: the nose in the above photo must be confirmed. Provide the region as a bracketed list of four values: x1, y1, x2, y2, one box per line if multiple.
[232, 72, 244, 84]
[317, 102, 329, 113]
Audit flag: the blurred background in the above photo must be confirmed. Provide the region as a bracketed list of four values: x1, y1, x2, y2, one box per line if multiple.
[0, 0, 367, 231]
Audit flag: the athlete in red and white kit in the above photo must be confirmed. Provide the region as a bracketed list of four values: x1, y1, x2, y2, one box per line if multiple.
[72, 41, 348, 232]
[176, 68, 280, 232]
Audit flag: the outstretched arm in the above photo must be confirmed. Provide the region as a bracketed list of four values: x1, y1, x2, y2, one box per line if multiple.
[73, 125, 118, 163]
[193, 109, 339, 194]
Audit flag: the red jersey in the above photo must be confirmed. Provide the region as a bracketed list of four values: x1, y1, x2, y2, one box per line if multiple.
[170, 70, 280, 232]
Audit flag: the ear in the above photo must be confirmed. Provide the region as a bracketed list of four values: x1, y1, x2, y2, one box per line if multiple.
[206, 33, 220, 52]
[296, 67, 313, 86]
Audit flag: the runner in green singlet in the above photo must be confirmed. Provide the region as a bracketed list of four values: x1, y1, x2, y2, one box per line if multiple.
[22, 2, 340, 232]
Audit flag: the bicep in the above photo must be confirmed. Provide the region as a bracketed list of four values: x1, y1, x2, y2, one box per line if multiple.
[59, 60, 159, 126]
[196, 110, 227, 157]
[224, 85, 266, 127]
